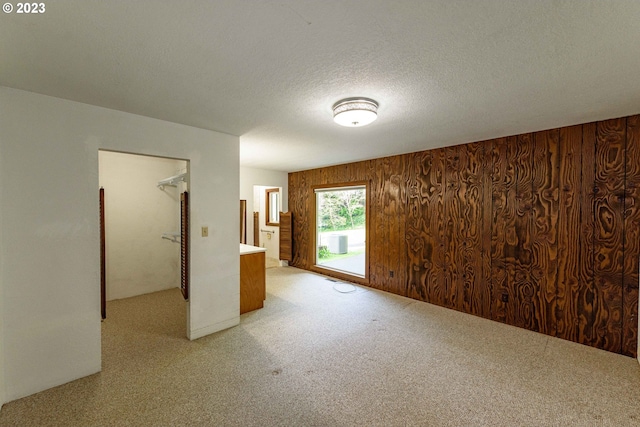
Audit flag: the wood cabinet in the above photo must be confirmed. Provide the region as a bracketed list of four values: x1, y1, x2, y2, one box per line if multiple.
[240, 245, 266, 314]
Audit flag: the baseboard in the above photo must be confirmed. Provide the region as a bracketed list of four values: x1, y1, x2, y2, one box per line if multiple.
[188, 316, 239, 340]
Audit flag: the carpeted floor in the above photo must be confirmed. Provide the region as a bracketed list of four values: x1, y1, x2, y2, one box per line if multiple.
[1, 266, 640, 426]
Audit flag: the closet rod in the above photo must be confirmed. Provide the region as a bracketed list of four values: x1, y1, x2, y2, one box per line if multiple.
[161, 232, 181, 243]
[157, 172, 187, 189]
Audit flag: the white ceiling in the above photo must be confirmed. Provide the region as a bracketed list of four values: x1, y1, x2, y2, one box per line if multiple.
[2, 1, 640, 172]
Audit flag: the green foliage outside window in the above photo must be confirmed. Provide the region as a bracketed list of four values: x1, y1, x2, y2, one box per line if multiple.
[318, 189, 365, 232]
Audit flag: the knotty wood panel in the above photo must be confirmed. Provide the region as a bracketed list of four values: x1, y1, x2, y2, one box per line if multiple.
[370, 158, 386, 289]
[367, 158, 389, 290]
[556, 125, 583, 342]
[406, 150, 446, 304]
[288, 114, 640, 357]
[289, 172, 309, 268]
[385, 155, 408, 296]
[623, 115, 640, 357]
[593, 118, 625, 353]
[531, 129, 560, 335]
[406, 151, 427, 300]
[578, 123, 598, 347]
[490, 137, 513, 323]
[379, 157, 393, 291]
[419, 149, 447, 306]
[503, 136, 521, 327]
[444, 146, 459, 310]
[479, 141, 493, 319]
[512, 134, 535, 331]
[459, 142, 485, 316]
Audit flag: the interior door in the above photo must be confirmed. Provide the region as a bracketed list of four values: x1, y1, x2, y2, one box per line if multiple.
[279, 211, 292, 261]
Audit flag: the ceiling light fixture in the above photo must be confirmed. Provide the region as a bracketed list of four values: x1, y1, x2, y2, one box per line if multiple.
[332, 97, 378, 127]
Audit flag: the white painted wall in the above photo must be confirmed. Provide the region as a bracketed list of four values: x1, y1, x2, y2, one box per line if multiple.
[0, 87, 239, 403]
[239, 167, 288, 247]
[99, 151, 185, 301]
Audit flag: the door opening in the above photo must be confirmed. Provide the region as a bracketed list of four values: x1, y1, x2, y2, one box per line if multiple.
[253, 184, 282, 268]
[98, 150, 189, 343]
[313, 184, 367, 278]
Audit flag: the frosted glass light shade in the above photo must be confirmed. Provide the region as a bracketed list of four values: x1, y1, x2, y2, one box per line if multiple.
[332, 98, 378, 127]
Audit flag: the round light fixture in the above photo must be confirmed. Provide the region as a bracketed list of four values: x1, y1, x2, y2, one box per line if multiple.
[332, 97, 378, 127]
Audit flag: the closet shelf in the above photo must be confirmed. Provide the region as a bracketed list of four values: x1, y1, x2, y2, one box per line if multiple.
[157, 173, 187, 189]
[161, 232, 181, 243]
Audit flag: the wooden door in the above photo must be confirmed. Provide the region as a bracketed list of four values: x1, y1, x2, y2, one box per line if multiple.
[279, 211, 292, 261]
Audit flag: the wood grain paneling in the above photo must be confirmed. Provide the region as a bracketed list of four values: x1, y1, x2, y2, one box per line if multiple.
[459, 142, 485, 316]
[556, 125, 583, 342]
[444, 146, 459, 310]
[480, 141, 493, 319]
[593, 118, 625, 353]
[288, 114, 640, 357]
[490, 137, 512, 323]
[512, 134, 534, 331]
[407, 150, 446, 304]
[371, 158, 386, 289]
[406, 151, 428, 300]
[387, 155, 408, 296]
[579, 123, 598, 346]
[623, 115, 640, 356]
[531, 129, 560, 335]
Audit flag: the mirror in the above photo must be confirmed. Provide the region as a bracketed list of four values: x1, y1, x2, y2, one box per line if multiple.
[266, 188, 280, 226]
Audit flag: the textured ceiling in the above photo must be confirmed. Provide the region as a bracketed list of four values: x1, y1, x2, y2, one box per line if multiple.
[2, 1, 640, 172]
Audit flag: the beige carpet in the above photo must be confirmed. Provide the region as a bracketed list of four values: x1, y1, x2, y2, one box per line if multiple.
[1, 267, 640, 426]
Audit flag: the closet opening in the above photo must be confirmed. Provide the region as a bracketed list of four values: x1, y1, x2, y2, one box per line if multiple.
[98, 150, 190, 355]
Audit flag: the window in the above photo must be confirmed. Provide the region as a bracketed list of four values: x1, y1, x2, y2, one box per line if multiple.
[314, 184, 367, 278]
[265, 188, 280, 226]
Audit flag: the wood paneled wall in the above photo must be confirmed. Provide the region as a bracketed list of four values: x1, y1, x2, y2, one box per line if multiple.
[288, 115, 640, 357]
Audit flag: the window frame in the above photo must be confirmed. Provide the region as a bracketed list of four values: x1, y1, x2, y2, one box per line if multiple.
[265, 188, 280, 226]
[310, 181, 369, 284]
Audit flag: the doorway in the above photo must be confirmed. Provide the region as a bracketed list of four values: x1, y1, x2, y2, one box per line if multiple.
[98, 150, 188, 336]
[253, 185, 282, 268]
[313, 184, 367, 278]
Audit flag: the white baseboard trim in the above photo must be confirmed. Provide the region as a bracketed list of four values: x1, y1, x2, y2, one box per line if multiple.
[188, 317, 239, 340]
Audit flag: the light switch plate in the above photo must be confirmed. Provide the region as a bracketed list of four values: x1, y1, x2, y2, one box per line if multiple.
[201, 226, 208, 237]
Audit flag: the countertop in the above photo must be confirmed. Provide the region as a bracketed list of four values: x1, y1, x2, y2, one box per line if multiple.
[240, 243, 267, 255]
